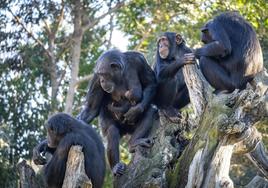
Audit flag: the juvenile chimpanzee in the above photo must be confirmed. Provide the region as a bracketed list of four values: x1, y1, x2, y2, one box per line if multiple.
[194, 11, 263, 93]
[154, 32, 195, 122]
[78, 50, 157, 176]
[32, 113, 106, 188]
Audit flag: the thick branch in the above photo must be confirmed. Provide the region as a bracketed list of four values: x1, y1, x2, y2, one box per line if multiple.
[17, 160, 39, 188]
[62, 146, 92, 188]
[76, 74, 93, 86]
[52, 0, 65, 34]
[247, 141, 268, 179]
[182, 63, 210, 119]
[245, 175, 268, 188]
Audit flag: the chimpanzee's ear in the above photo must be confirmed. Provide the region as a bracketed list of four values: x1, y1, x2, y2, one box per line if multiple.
[157, 37, 161, 44]
[110, 62, 122, 70]
[175, 33, 183, 45]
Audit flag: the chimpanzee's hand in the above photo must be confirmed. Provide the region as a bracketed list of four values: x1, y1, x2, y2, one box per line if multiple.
[123, 103, 144, 123]
[32, 141, 47, 165]
[107, 102, 115, 112]
[112, 162, 126, 176]
[193, 49, 202, 59]
[183, 53, 196, 64]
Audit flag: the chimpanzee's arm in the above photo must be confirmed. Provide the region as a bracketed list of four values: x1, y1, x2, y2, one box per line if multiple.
[44, 133, 77, 187]
[138, 55, 157, 110]
[195, 21, 231, 58]
[32, 139, 56, 165]
[77, 74, 104, 123]
[156, 59, 185, 80]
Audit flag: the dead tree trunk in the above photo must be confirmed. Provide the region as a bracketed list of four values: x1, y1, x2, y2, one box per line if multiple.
[17, 146, 91, 188]
[17, 160, 39, 188]
[114, 64, 268, 188]
[62, 145, 92, 188]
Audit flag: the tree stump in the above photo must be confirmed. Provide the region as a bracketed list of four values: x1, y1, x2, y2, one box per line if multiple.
[17, 146, 92, 188]
[17, 160, 39, 188]
[62, 145, 92, 188]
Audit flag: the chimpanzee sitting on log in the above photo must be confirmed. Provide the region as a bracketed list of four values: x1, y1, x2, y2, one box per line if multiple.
[32, 113, 106, 188]
[154, 32, 195, 122]
[78, 50, 157, 176]
[193, 11, 263, 94]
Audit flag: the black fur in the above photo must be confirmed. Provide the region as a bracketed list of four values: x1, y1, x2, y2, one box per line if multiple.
[33, 113, 106, 188]
[195, 11, 263, 92]
[78, 50, 157, 176]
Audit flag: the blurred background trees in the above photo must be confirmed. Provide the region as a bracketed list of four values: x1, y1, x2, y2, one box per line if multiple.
[0, 0, 267, 187]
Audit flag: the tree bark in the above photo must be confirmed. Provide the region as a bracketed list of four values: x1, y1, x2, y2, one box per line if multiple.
[62, 146, 92, 188]
[17, 146, 91, 188]
[64, 1, 124, 114]
[114, 63, 268, 188]
[17, 160, 39, 188]
[64, 0, 83, 114]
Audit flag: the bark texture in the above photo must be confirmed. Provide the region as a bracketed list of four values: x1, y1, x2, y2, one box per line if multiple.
[62, 145, 92, 188]
[17, 160, 39, 188]
[114, 64, 268, 188]
[17, 146, 92, 188]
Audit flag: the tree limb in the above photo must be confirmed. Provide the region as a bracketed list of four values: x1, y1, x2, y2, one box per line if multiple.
[82, 2, 124, 32]
[76, 74, 93, 86]
[7, 7, 51, 58]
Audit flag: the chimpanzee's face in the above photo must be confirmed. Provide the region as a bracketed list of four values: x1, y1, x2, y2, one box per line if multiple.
[201, 23, 213, 44]
[97, 62, 123, 93]
[201, 30, 213, 44]
[158, 36, 170, 59]
[46, 125, 63, 148]
[99, 73, 116, 93]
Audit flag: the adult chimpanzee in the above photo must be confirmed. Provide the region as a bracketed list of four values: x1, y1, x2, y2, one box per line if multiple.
[154, 32, 195, 122]
[32, 113, 106, 188]
[78, 49, 157, 176]
[194, 11, 263, 93]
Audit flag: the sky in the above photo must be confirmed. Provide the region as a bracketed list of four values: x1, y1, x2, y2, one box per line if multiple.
[111, 30, 129, 51]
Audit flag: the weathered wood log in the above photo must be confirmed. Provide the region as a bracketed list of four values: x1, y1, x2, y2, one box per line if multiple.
[114, 61, 268, 188]
[62, 145, 92, 188]
[245, 175, 268, 188]
[169, 68, 268, 188]
[17, 146, 92, 188]
[17, 160, 39, 188]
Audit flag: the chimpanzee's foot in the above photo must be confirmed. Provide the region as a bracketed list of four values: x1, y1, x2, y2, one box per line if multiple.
[129, 137, 155, 153]
[112, 162, 126, 176]
[161, 107, 181, 123]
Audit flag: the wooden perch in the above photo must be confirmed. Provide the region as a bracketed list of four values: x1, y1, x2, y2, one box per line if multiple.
[17, 160, 39, 188]
[114, 62, 268, 188]
[17, 146, 92, 188]
[245, 175, 268, 188]
[62, 145, 92, 188]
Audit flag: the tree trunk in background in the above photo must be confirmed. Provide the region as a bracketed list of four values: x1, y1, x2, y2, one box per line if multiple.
[114, 64, 268, 188]
[64, 1, 124, 114]
[64, 0, 83, 114]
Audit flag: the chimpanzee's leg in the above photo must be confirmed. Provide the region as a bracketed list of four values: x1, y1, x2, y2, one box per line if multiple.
[155, 78, 183, 121]
[174, 85, 190, 109]
[155, 79, 178, 108]
[128, 106, 157, 153]
[99, 111, 125, 176]
[199, 56, 236, 92]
